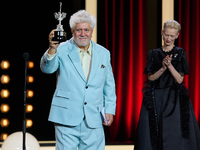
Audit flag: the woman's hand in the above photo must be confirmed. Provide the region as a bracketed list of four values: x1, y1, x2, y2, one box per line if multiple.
[148, 54, 172, 81]
[164, 54, 173, 67]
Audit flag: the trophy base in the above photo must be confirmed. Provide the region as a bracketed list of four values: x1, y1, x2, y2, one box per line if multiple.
[52, 31, 67, 43]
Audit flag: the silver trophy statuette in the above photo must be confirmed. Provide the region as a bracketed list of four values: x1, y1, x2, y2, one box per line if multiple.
[52, 2, 67, 42]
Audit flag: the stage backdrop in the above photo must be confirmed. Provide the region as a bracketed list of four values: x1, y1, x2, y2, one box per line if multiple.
[98, 0, 147, 143]
[177, 0, 200, 123]
[98, 0, 200, 143]
[1, 0, 199, 144]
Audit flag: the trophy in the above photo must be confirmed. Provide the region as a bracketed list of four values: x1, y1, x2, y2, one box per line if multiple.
[52, 2, 67, 42]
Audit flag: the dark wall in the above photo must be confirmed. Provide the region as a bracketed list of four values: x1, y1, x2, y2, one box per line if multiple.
[0, 0, 84, 141]
[146, 0, 162, 51]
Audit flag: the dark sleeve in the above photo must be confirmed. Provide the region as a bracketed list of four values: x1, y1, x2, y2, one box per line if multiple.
[175, 49, 189, 75]
[181, 50, 189, 74]
[143, 50, 154, 74]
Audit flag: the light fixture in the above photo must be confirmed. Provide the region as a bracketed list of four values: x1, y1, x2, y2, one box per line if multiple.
[0, 60, 10, 70]
[1, 132, 40, 150]
[27, 75, 34, 83]
[0, 104, 10, 113]
[0, 133, 8, 141]
[26, 89, 34, 98]
[27, 61, 34, 69]
[26, 119, 33, 128]
[1, 75, 10, 84]
[0, 89, 10, 98]
[0, 118, 10, 127]
[26, 104, 33, 113]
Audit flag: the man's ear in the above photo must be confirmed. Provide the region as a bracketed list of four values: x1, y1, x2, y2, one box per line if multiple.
[71, 28, 74, 36]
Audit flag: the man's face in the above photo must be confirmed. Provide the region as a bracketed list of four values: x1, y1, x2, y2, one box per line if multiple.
[72, 22, 93, 48]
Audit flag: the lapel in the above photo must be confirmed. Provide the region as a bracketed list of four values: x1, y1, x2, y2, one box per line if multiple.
[67, 39, 101, 84]
[68, 39, 86, 82]
[87, 41, 101, 84]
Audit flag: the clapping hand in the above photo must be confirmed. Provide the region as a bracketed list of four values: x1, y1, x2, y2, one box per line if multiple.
[162, 54, 172, 69]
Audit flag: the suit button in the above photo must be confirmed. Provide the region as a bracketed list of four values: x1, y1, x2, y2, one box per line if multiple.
[84, 102, 87, 105]
[85, 86, 88, 89]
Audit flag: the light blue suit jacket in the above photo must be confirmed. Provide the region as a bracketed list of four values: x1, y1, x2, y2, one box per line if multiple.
[40, 38, 116, 128]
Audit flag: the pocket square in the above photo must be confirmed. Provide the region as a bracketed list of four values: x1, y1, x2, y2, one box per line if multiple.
[101, 65, 105, 68]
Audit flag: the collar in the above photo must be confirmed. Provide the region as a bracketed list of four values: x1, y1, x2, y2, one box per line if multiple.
[78, 41, 92, 56]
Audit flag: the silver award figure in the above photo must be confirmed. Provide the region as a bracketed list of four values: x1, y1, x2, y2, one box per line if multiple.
[52, 2, 67, 42]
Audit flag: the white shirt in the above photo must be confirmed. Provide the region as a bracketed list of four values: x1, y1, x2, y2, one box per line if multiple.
[47, 41, 92, 81]
[78, 41, 92, 81]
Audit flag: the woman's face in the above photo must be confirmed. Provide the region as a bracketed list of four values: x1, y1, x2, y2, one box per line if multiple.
[162, 27, 179, 46]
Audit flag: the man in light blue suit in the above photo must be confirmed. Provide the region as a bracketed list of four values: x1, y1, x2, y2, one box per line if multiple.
[40, 10, 116, 150]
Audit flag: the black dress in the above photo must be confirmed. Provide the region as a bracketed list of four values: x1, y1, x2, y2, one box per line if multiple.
[134, 47, 200, 150]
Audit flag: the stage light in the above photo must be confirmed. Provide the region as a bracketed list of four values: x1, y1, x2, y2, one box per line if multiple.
[26, 119, 33, 128]
[0, 60, 10, 70]
[0, 104, 10, 113]
[27, 61, 34, 69]
[1, 75, 10, 84]
[26, 89, 34, 98]
[1, 89, 10, 98]
[0, 118, 10, 127]
[0, 133, 8, 141]
[27, 75, 34, 83]
[26, 104, 33, 113]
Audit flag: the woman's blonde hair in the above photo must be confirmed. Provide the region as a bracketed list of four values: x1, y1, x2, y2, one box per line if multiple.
[163, 20, 181, 33]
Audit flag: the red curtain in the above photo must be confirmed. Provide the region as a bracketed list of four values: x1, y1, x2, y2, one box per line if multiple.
[178, 0, 200, 123]
[102, 0, 200, 144]
[103, 0, 147, 142]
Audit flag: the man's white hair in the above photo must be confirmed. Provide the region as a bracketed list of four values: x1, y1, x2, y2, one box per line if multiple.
[69, 10, 96, 29]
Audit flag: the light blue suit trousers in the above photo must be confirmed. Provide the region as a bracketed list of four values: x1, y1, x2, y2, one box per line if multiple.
[55, 119, 105, 150]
